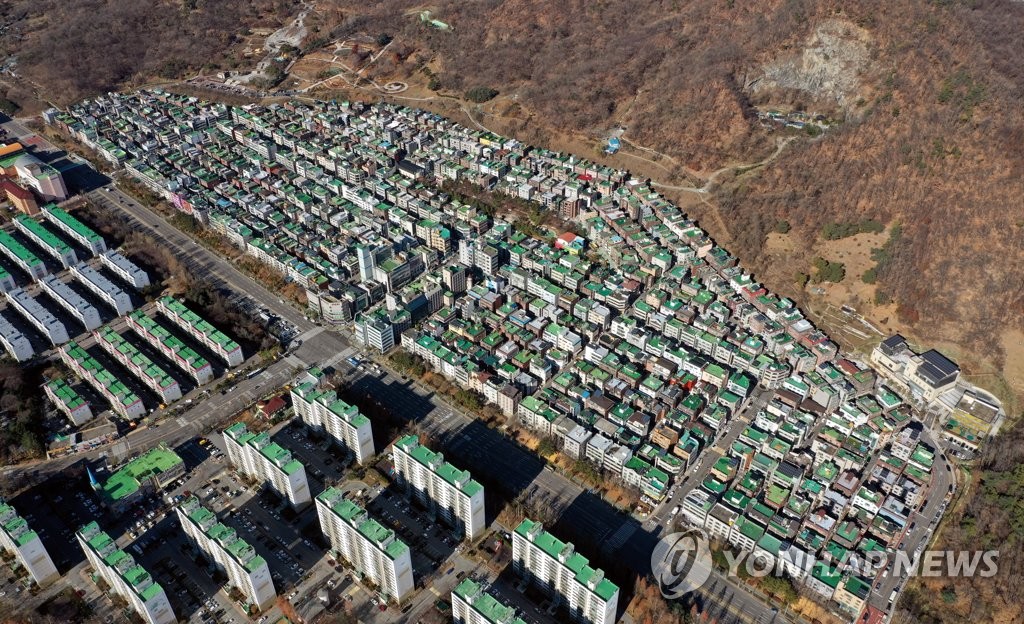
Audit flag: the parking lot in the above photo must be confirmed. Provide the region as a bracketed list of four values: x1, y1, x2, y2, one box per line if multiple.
[9, 405, 600, 624]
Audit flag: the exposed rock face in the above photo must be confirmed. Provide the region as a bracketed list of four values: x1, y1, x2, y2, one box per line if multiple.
[749, 19, 872, 110]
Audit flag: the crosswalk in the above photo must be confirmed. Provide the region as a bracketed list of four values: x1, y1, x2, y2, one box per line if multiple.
[320, 345, 358, 368]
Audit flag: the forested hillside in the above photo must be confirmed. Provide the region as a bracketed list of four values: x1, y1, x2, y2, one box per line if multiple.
[1, 0, 1023, 621]
[899, 422, 1024, 623]
[322, 0, 1024, 399]
[0, 0, 297, 105]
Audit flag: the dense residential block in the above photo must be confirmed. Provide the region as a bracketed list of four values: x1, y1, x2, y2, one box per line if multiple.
[315, 487, 414, 602]
[291, 368, 374, 463]
[391, 435, 485, 540]
[0, 498, 60, 587]
[512, 519, 619, 624]
[126, 310, 214, 384]
[222, 422, 310, 506]
[94, 326, 182, 402]
[76, 521, 176, 624]
[175, 497, 276, 611]
[48, 91, 981, 623]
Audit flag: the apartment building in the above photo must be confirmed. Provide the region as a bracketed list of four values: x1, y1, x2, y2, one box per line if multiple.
[126, 310, 214, 385]
[0, 498, 60, 587]
[291, 371, 375, 463]
[452, 578, 528, 624]
[0, 314, 33, 361]
[5, 288, 68, 345]
[512, 519, 619, 624]
[39, 275, 102, 331]
[42, 204, 107, 255]
[0, 264, 15, 293]
[44, 378, 93, 425]
[71, 263, 133, 315]
[391, 435, 485, 540]
[354, 310, 395, 353]
[100, 250, 149, 288]
[13, 215, 78, 268]
[158, 296, 243, 366]
[95, 326, 182, 403]
[0, 230, 47, 279]
[60, 340, 145, 420]
[96, 446, 185, 512]
[76, 522, 176, 624]
[175, 497, 276, 611]
[315, 487, 414, 602]
[222, 422, 311, 506]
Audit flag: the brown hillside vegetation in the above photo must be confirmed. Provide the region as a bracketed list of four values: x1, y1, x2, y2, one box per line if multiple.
[717, 0, 1024, 377]
[322, 0, 1024, 395]
[0, 2, 1023, 619]
[0, 0, 297, 106]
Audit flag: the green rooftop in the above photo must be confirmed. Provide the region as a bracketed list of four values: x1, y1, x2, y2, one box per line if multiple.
[318, 487, 409, 560]
[45, 206, 104, 245]
[0, 229, 44, 267]
[257, 439, 304, 476]
[453, 578, 528, 624]
[514, 519, 618, 601]
[159, 296, 240, 353]
[15, 215, 72, 256]
[101, 446, 183, 503]
[45, 378, 87, 410]
[0, 502, 40, 547]
[394, 435, 483, 497]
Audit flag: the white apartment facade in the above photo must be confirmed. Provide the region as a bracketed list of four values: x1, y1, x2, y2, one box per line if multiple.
[175, 497, 276, 611]
[76, 522, 175, 624]
[222, 422, 311, 506]
[452, 578, 528, 624]
[512, 519, 619, 624]
[391, 435, 485, 540]
[0, 499, 59, 587]
[315, 487, 414, 602]
[291, 372, 375, 463]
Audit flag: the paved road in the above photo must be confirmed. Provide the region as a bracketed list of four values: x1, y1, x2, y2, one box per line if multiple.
[647, 389, 773, 528]
[867, 428, 956, 615]
[0, 354, 296, 485]
[0, 146, 798, 622]
[344, 361, 793, 624]
[87, 186, 315, 334]
[1, 181, 352, 488]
